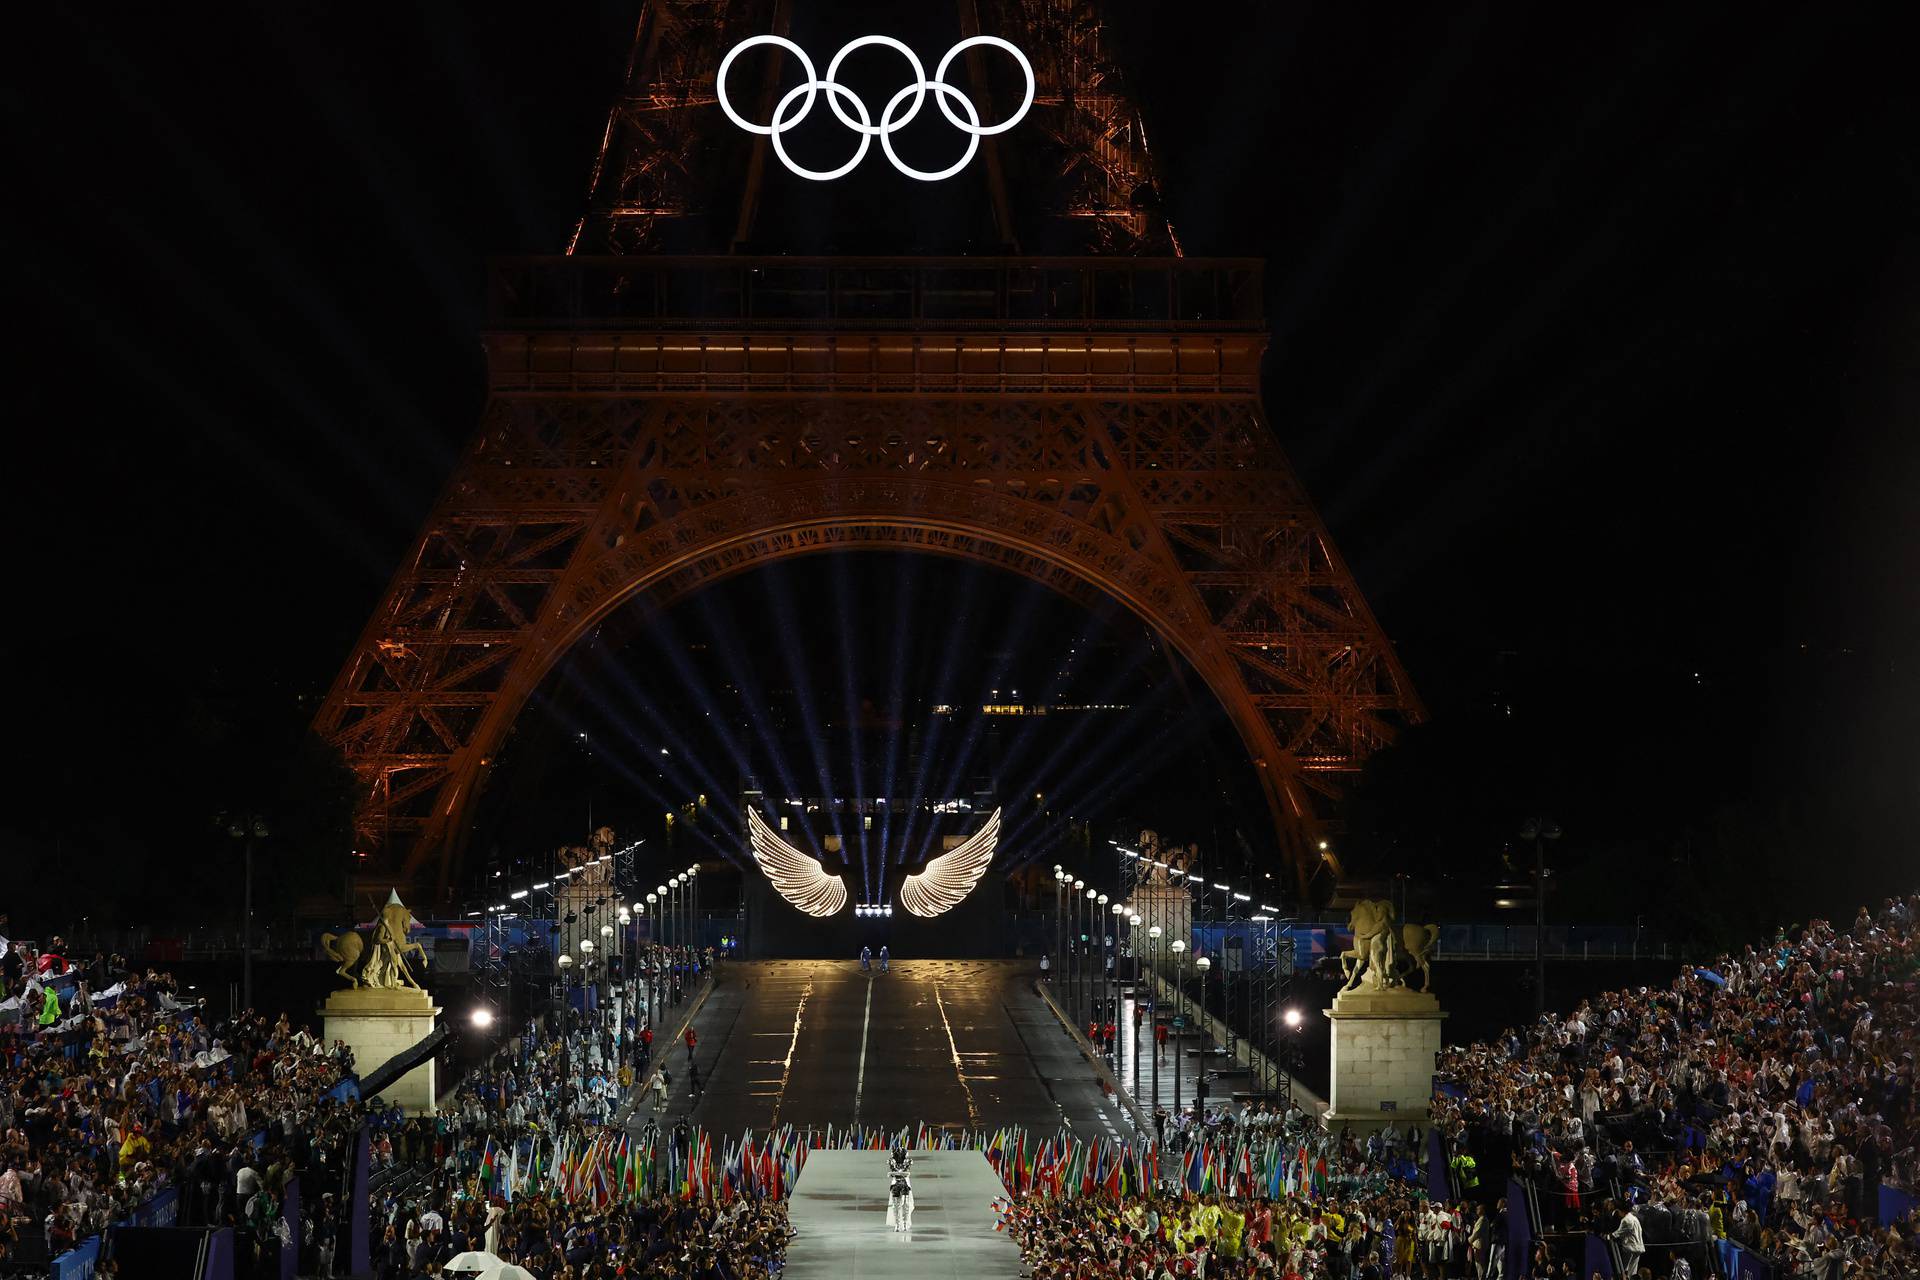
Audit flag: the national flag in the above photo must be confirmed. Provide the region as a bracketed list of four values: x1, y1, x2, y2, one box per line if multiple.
[478, 1136, 497, 1187]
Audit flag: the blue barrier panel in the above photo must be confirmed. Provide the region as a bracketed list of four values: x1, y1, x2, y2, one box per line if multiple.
[1425, 1128, 1449, 1202]
[280, 1176, 302, 1280]
[1716, 1238, 1777, 1280]
[138, 1188, 179, 1229]
[350, 1124, 372, 1277]
[1882, 1183, 1916, 1227]
[204, 1227, 236, 1280]
[1506, 1179, 1532, 1279]
[50, 1236, 101, 1280]
[1583, 1234, 1614, 1277]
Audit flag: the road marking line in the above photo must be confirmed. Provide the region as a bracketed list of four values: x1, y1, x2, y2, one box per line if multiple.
[768, 979, 812, 1129]
[933, 984, 981, 1131]
[854, 972, 874, 1125]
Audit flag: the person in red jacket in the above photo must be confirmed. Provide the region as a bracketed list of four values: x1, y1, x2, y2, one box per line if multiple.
[684, 1024, 697, 1065]
[1155, 1020, 1169, 1060]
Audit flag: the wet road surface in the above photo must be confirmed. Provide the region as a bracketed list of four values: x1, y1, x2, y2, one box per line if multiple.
[634, 960, 1136, 1141]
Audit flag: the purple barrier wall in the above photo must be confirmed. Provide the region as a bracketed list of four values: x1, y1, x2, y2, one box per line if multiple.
[203, 1227, 235, 1280]
[280, 1176, 301, 1280]
[1506, 1179, 1532, 1279]
[350, 1125, 372, 1277]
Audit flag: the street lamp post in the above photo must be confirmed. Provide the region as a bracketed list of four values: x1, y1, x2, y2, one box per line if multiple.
[1096, 892, 1110, 1039]
[1194, 955, 1212, 1118]
[1107, 900, 1124, 1056]
[221, 813, 268, 1014]
[1147, 923, 1163, 1112]
[1082, 885, 1098, 1032]
[1520, 819, 1563, 1017]
[1170, 938, 1187, 1119]
[1071, 878, 1085, 1021]
[655, 883, 670, 1017]
[599, 922, 617, 1043]
[1127, 910, 1142, 1084]
[1052, 867, 1065, 982]
[686, 865, 698, 962]
[646, 891, 661, 1031]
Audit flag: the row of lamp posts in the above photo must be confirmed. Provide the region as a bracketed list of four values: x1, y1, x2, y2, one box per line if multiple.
[1053, 863, 1215, 1124]
[551, 862, 700, 1059]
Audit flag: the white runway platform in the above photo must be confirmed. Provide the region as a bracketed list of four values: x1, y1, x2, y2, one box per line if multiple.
[783, 1150, 1024, 1280]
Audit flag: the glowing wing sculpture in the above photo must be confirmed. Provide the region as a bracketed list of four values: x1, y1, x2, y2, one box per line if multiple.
[899, 807, 1001, 918]
[748, 808, 848, 917]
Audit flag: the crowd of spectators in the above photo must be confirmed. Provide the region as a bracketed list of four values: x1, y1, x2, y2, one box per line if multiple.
[360, 963, 795, 1279]
[0, 935, 360, 1279]
[1001, 897, 1916, 1280]
[1433, 895, 1917, 1278]
[1005, 1165, 1487, 1279]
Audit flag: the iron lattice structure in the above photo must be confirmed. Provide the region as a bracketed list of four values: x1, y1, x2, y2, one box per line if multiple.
[316, 2, 1422, 898]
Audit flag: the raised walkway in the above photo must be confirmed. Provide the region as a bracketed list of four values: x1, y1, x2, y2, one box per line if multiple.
[783, 1150, 1023, 1280]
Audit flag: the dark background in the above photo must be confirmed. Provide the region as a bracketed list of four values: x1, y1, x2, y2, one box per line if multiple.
[3, 3, 1916, 941]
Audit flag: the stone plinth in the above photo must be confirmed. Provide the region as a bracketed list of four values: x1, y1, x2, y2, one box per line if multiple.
[321, 988, 440, 1116]
[1323, 987, 1445, 1133]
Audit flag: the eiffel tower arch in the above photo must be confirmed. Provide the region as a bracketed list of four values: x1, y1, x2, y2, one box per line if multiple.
[315, 1, 1424, 898]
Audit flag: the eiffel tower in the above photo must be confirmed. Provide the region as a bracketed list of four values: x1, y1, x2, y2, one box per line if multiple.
[315, 0, 1424, 898]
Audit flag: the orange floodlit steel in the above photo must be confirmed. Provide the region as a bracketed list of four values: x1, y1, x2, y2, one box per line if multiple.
[314, 1, 1423, 898]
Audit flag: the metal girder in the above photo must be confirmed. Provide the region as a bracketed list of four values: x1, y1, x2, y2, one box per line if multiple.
[315, 5, 1420, 897]
[315, 257, 1422, 897]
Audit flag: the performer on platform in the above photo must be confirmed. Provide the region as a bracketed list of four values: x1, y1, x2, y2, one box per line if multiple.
[861, 945, 872, 972]
[879, 945, 890, 972]
[886, 1143, 914, 1232]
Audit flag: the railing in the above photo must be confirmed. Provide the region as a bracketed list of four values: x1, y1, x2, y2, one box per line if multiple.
[488, 255, 1265, 331]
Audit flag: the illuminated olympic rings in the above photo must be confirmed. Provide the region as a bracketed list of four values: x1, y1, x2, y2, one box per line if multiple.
[715, 35, 1036, 182]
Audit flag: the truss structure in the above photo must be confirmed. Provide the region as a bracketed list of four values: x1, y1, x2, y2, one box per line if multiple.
[315, 2, 1422, 898]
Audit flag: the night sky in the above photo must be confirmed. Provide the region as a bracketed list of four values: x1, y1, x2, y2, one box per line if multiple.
[5, 3, 1916, 929]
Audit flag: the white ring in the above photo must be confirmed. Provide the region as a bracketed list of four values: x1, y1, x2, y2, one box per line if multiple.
[933, 36, 1035, 137]
[881, 81, 979, 183]
[716, 35, 818, 138]
[717, 34, 1037, 180]
[824, 35, 927, 137]
[770, 78, 871, 182]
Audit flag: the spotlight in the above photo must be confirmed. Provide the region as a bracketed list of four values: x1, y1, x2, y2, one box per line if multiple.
[884, 904, 893, 917]
[1283, 1007, 1304, 1029]
[470, 1008, 495, 1029]
[558, 953, 574, 969]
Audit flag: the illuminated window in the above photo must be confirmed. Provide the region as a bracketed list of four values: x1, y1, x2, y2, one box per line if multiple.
[779, 815, 789, 832]
[863, 815, 873, 830]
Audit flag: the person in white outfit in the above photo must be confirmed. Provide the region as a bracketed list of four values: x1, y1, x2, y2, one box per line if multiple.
[1610, 1203, 1645, 1277]
[886, 1145, 914, 1232]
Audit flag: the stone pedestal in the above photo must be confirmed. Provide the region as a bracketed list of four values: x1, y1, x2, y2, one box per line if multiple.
[1323, 987, 1445, 1133]
[321, 988, 440, 1116]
